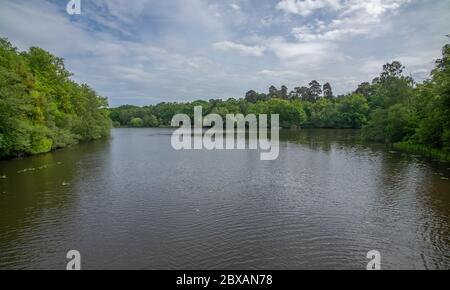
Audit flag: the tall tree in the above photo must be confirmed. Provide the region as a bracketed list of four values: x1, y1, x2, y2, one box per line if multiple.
[323, 82, 334, 100]
[308, 80, 322, 101]
[372, 61, 413, 108]
[295, 86, 310, 102]
[355, 82, 373, 98]
[268, 85, 278, 99]
[280, 85, 288, 100]
[244, 90, 258, 104]
[379, 61, 405, 81]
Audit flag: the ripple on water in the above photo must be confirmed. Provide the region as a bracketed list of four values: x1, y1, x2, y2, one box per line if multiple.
[0, 128, 449, 269]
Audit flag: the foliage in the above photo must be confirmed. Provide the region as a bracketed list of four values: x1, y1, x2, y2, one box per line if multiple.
[110, 91, 368, 130]
[393, 142, 450, 161]
[109, 41, 449, 156]
[363, 41, 450, 155]
[0, 38, 111, 158]
[4, 38, 448, 159]
[130, 117, 144, 127]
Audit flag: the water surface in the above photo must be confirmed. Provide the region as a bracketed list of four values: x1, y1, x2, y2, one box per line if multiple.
[0, 128, 449, 269]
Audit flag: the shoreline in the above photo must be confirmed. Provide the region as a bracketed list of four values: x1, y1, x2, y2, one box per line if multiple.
[393, 142, 450, 162]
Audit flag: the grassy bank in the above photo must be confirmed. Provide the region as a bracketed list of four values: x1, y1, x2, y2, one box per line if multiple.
[393, 142, 450, 162]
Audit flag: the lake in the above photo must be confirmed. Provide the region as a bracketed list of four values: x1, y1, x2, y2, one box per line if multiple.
[0, 128, 449, 269]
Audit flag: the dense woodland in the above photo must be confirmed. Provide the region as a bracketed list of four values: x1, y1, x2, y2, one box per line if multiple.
[110, 84, 369, 129]
[111, 42, 450, 157]
[1, 37, 449, 159]
[0, 38, 111, 158]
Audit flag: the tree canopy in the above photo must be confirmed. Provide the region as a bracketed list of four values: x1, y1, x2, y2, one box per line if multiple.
[0, 38, 111, 158]
[2, 37, 448, 158]
[110, 41, 450, 156]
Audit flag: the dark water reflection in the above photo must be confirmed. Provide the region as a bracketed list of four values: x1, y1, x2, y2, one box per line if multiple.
[0, 128, 449, 269]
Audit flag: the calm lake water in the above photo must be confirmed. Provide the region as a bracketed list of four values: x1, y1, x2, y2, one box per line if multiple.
[0, 128, 449, 270]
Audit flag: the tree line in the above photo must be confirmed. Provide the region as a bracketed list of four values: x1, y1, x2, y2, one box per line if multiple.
[1, 37, 448, 159]
[111, 41, 450, 157]
[0, 38, 111, 159]
[110, 84, 369, 130]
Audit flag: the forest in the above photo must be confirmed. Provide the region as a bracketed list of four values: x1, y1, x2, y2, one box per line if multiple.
[1, 37, 449, 159]
[0, 38, 111, 158]
[110, 42, 450, 159]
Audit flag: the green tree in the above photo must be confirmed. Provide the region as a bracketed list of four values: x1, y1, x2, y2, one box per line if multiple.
[0, 38, 111, 158]
[130, 117, 144, 127]
[295, 86, 310, 102]
[385, 104, 417, 143]
[336, 94, 369, 129]
[308, 80, 322, 101]
[143, 114, 159, 127]
[268, 85, 278, 99]
[323, 83, 334, 100]
[245, 90, 258, 104]
[280, 85, 288, 100]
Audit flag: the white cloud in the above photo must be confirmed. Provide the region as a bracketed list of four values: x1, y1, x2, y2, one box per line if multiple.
[1, 0, 447, 104]
[212, 41, 266, 56]
[277, 0, 410, 17]
[269, 39, 328, 59]
[276, 0, 341, 16]
[360, 50, 437, 77]
[345, 0, 408, 17]
[0, 0, 227, 104]
[291, 0, 411, 42]
[266, 37, 344, 70]
[230, 4, 241, 12]
[258, 69, 307, 78]
[292, 25, 370, 42]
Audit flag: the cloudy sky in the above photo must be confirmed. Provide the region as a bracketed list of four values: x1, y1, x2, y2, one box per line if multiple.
[0, 0, 449, 106]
